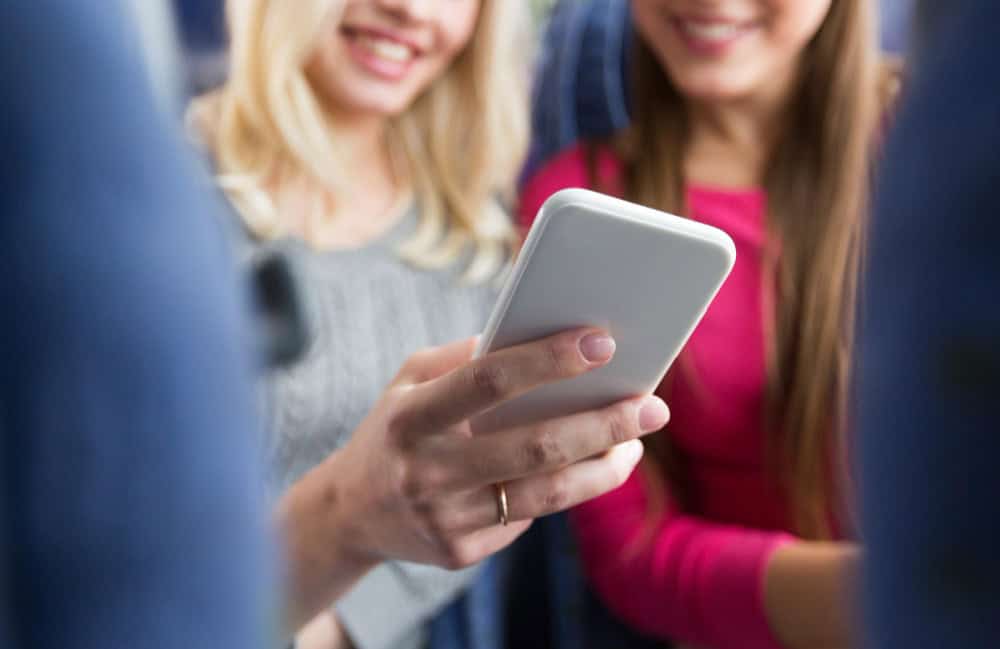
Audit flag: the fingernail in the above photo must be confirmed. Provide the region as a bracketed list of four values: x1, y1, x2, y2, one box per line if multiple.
[638, 397, 669, 433]
[579, 333, 616, 364]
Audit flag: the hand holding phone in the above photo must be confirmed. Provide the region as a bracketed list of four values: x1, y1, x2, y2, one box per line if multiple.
[474, 188, 736, 432]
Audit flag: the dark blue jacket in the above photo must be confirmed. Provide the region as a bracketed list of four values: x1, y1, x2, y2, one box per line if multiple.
[173, 0, 227, 52]
[860, 1, 1000, 646]
[0, 2, 272, 648]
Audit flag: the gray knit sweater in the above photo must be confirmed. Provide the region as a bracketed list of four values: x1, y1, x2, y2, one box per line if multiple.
[254, 207, 499, 649]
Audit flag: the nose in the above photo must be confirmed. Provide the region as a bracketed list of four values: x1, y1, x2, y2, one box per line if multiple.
[374, 0, 435, 22]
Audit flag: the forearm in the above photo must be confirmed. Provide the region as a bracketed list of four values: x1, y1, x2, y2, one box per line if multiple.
[572, 471, 794, 649]
[296, 612, 352, 649]
[277, 452, 378, 636]
[763, 542, 861, 649]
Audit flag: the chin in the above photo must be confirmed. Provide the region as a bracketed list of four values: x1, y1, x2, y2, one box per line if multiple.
[674, 74, 760, 103]
[340, 92, 416, 118]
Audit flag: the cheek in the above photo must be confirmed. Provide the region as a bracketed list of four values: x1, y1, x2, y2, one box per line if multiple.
[412, 4, 479, 84]
[306, 38, 346, 98]
[441, 1, 480, 54]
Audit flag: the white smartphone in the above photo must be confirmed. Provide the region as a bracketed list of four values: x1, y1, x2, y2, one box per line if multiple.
[473, 188, 736, 432]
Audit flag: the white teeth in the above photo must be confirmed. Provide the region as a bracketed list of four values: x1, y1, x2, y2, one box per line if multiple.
[358, 35, 413, 63]
[682, 21, 741, 42]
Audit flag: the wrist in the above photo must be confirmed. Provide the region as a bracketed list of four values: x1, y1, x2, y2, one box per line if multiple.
[763, 541, 860, 649]
[312, 450, 381, 574]
[278, 451, 379, 632]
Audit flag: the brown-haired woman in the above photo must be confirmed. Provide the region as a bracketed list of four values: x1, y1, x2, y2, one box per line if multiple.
[519, 1, 900, 648]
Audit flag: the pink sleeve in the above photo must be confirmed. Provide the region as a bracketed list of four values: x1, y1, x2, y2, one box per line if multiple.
[570, 470, 796, 649]
[518, 144, 624, 227]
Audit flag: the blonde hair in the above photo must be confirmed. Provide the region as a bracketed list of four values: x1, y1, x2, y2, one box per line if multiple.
[624, 0, 898, 538]
[197, 0, 529, 282]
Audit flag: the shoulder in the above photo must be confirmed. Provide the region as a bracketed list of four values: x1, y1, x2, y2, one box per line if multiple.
[518, 142, 625, 227]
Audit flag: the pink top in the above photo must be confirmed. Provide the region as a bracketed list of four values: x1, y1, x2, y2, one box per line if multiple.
[520, 145, 801, 649]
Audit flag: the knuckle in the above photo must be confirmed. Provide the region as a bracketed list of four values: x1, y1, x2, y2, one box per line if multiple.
[523, 429, 567, 471]
[546, 336, 580, 377]
[607, 405, 638, 446]
[398, 468, 426, 502]
[421, 503, 453, 542]
[470, 452, 504, 483]
[470, 363, 508, 401]
[540, 474, 572, 513]
[397, 461, 445, 504]
[385, 387, 444, 442]
[384, 389, 417, 437]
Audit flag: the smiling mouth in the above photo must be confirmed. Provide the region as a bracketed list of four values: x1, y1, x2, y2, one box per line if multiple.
[352, 32, 415, 63]
[343, 28, 419, 65]
[673, 16, 754, 51]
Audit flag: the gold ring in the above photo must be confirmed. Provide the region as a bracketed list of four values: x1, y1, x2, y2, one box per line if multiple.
[495, 482, 509, 526]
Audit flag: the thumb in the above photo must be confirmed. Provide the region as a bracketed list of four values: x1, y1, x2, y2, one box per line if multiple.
[395, 336, 479, 386]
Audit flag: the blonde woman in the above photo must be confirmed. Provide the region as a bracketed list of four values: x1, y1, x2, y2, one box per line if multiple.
[193, 1, 672, 649]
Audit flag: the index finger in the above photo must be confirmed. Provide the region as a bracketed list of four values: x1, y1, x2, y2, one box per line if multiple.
[406, 328, 616, 432]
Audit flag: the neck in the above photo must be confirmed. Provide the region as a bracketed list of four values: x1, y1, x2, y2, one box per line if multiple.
[328, 110, 408, 246]
[281, 106, 409, 249]
[689, 98, 777, 154]
[684, 68, 799, 188]
[327, 110, 395, 195]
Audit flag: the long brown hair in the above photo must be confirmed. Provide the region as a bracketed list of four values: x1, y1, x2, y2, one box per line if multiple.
[621, 1, 893, 539]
